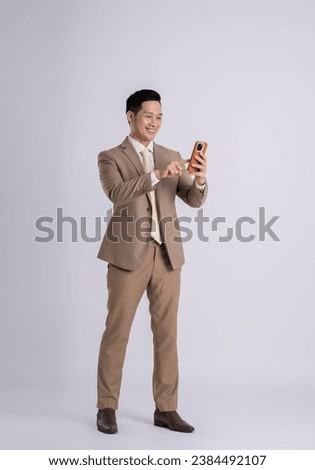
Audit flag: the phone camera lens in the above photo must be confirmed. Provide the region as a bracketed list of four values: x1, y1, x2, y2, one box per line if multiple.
[196, 143, 203, 151]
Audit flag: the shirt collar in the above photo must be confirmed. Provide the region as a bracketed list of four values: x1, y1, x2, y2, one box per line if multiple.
[128, 135, 154, 154]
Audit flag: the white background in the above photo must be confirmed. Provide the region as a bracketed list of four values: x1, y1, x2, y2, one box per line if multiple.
[1, 0, 315, 449]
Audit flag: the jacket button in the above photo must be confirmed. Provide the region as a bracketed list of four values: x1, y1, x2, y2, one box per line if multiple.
[146, 207, 150, 212]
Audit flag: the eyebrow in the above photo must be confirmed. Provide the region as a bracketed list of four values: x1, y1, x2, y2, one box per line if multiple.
[143, 112, 163, 116]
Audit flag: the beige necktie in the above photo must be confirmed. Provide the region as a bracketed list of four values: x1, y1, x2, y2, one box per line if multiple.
[140, 148, 162, 244]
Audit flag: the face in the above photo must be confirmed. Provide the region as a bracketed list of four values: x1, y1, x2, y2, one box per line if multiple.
[127, 100, 162, 145]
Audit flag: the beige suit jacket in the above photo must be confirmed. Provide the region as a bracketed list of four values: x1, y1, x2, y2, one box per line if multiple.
[97, 137, 208, 270]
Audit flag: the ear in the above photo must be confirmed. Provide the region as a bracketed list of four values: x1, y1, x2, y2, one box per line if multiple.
[126, 111, 133, 125]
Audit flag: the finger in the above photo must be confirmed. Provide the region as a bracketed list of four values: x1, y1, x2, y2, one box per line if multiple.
[169, 162, 182, 169]
[190, 171, 205, 177]
[193, 158, 207, 166]
[195, 154, 206, 162]
[193, 159, 204, 166]
[167, 171, 182, 177]
[191, 163, 205, 170]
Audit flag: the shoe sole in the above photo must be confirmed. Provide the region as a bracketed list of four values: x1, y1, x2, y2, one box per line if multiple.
[154, 420, 194, 433]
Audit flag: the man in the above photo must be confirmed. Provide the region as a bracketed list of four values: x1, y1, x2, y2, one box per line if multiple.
[96, 89, 207, 434]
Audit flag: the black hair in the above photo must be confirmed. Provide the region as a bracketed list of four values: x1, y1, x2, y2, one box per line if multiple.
[126, 89, 161, 115]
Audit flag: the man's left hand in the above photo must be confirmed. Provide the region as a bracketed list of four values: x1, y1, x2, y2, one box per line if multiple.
[190, 152, 207, 185]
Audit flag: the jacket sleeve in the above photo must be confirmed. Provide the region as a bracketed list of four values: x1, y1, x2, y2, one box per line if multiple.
[98, 151, 153, 206]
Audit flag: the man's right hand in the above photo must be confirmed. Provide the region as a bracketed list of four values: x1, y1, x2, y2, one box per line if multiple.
[155, 160, 186, 180]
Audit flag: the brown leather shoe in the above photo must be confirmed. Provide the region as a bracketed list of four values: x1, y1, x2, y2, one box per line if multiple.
[154, 409, 195, 433]
[97, 408, 118, 434]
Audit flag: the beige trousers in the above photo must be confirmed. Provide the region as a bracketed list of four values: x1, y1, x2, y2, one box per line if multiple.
[97, 240, 181, 411]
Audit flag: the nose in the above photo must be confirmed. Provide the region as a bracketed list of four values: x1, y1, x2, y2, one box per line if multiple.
[150, 116, 159, 127]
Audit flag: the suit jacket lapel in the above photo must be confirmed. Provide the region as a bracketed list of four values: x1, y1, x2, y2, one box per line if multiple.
[120, 137, 145, 176]
[153, 142, 169, 170]
[120, 139, 170, 187]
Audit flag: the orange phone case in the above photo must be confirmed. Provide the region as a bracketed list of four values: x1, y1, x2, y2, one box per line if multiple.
[187, 141, 208, 173]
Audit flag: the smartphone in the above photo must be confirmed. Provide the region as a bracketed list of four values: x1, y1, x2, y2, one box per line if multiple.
[187, 141, 208, 174]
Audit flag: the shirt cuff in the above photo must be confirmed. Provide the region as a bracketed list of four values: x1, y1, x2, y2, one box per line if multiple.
[150, 170, 159, 186]
[194, 180, 206, 192]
